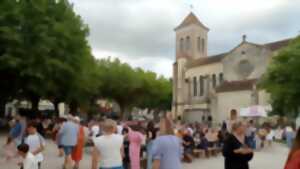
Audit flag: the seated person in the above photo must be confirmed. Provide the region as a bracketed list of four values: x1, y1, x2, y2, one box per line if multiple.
[206, 129, 218, 148]
[183, 130, 194, 162]
[196, 133, 209, 151]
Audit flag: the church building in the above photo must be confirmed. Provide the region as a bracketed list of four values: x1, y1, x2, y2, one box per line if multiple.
[172, 12, 291, 124]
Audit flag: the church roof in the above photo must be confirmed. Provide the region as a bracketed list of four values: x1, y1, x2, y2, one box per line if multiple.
[216, 79, 257, 93]
[175, 12, 209, 31]
[187, 52, 228, 68]
[263, 39, 291, 51]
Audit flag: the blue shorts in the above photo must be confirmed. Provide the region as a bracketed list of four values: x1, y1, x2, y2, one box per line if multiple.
[62, 146, 74, 155]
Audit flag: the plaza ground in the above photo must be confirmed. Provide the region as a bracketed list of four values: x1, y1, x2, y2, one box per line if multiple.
[0, 135, 289, 169]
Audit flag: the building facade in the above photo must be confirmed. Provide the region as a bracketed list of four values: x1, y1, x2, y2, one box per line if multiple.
[172, 12, 291, 124]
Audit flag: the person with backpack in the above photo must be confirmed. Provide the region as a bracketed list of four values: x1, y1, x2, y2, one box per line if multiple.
[24, 121, 46, 169]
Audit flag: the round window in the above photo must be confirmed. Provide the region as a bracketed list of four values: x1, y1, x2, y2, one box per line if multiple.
[238, 60, 254, 77]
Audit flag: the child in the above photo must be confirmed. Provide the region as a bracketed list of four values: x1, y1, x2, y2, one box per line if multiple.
[3, 137, 17, 161]
[17, 143, 38, 169]
[24, 122, 46, 169]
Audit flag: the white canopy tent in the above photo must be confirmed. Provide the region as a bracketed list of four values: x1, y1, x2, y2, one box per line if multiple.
[239, 105, 269, 117]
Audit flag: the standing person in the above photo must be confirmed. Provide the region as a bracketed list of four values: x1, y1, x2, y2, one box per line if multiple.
[35, 117, 46, 137]
[223, 121, 253, 169]
[71, 117, 85, 169]
[7, 118, 22, 158]
[3, 136, 17, 161]
[245, 120, 256, 149]
[284, 128, 300, 169]
[90, 122, 100, 139]
[24, 122, 46, 169]
[266, 128, 275, 146]
[91, 119, 124, 169]
[17, 143, 38, 169]
[128, 125, 144, 169]
[122, 127, 130, 169]
[152, 117, 182, 169]
[53, 117, 66, 157]
[146, 121, 157, 169]
[19, 114, 27, 142]
[9, 115, 26, 146]
[58, 115, 79, 169]
[227, 109, 238, 133]
[117, 121, 124, 135]
[286, 126, 296, 149]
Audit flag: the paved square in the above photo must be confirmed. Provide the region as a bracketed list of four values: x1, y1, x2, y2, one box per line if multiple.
[0, 136, 289, 169]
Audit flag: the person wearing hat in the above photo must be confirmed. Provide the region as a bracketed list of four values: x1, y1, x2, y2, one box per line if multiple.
[71, 116, 85, 169]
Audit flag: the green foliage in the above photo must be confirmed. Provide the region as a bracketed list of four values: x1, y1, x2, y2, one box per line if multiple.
[0, 0, 98, 111]
[261, 36, 300, 117]
[0, 0, 172, 116]
[96, 58, 172, 117]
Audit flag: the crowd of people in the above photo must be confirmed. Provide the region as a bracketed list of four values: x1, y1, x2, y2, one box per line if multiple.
[2, 111, 300, 169]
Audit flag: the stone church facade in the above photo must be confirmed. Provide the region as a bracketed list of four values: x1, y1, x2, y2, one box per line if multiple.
[172, 12, 291, 124]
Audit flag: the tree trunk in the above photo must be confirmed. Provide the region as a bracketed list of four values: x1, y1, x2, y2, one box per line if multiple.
[119, 104, 131, 120]
[0, 99, 6, 117]
[119, 104, 125, 120]
[31, 95, 40, 113]
[53, 99, 60, 117]
[69, 100, 78, 115]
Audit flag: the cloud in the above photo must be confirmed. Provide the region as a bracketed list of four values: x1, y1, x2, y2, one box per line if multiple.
[69, 0, 300, 77]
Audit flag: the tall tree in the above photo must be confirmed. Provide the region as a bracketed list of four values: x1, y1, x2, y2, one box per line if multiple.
[261, 36, 300, 117]
[96, 58, 172, 118]
[0, 0, 22, 115]
[0, 0, 97, 113]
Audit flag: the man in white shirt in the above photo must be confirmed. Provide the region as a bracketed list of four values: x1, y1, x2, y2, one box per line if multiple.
[91, 124, 100, 138]
[91, 119, 124, 169]
[17, 143, 38, 169]
[117, 122, 123, 135]
[25, 122, 46, 169]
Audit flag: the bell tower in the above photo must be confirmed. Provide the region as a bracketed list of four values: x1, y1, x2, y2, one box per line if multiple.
[174, 12, 209, 60]
[172, 12, 210, 119]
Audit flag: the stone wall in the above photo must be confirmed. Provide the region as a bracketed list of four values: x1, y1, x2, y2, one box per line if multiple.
[222, 42, 272, 81]
[216, 90, 252, 122]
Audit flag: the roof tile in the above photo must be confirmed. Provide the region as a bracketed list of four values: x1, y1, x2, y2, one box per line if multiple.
[186, 52, 228, 68]
[175, 12, 209, 31]
[216, 79, 257, 93]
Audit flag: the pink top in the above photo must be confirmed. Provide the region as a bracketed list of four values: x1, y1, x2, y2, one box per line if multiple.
[128, 130, 143, 169]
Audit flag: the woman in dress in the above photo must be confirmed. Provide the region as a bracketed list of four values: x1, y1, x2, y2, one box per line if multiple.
[284, 128, 300, 169]
[152, 116, 182, 169]
[128, 125, 144, 169]
[71, 117, 85, 169]
[223, 121, 253, 169]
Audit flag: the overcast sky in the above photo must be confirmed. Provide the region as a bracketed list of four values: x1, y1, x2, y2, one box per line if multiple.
[69, 0, 300, 77]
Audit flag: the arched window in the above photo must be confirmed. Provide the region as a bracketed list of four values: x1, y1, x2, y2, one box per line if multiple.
[219, 73, 224, 84]
[180, 38, 184, 52]
[199, 76, 204, 96]
[186, 36, 190, 51]
[193, 76, 197, 96]
[201, 38, 205, 53]
[197, 37, 201, 52]
[212, 74, 217, 88]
